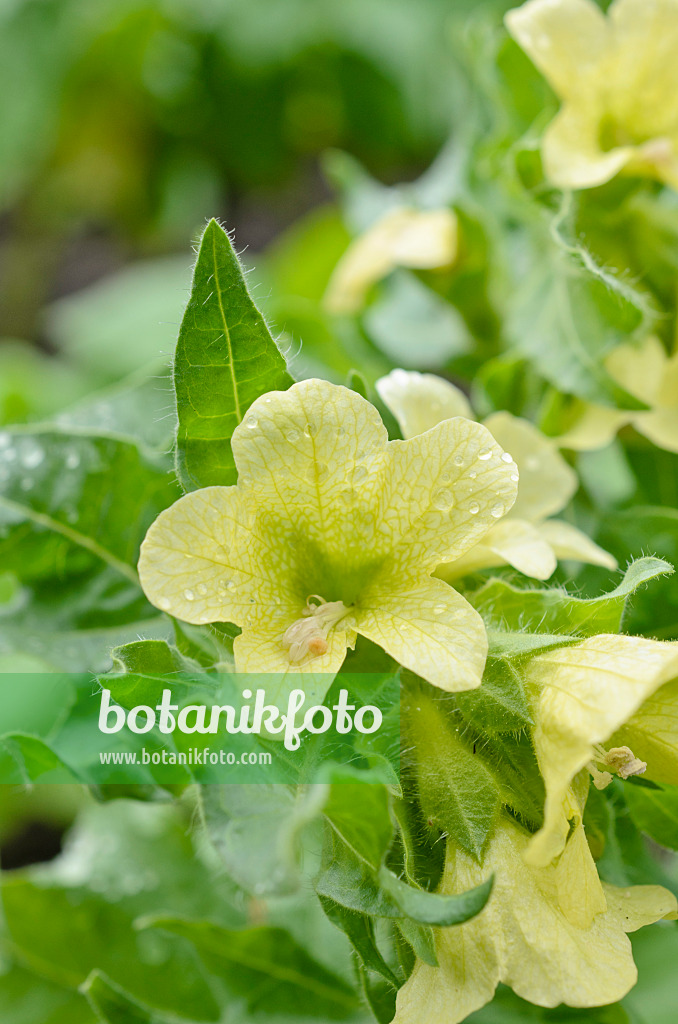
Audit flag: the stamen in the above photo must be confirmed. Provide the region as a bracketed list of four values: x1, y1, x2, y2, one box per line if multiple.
[282, 596, 351, 664]
[587, 744, 647, 789]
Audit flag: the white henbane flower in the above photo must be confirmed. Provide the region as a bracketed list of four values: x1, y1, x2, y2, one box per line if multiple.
[521, 633, 678, 867]
[558, 336, 678, 454]
[393, 815, 677, 1024]
[506, 0, 678, 191]
[138, 379, 518, 697]
[324, 207, 458, 314]
[377, 369, 615, 580]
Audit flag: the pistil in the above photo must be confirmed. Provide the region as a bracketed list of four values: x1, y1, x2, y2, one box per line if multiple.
[587, 744, 647, 790]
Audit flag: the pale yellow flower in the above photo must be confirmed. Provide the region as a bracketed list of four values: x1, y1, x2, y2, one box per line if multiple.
[377, 369, 616, 580]
[521, 633, 678, 867]
[558, 336, 678, 453]
[394, 816, 677, 1024]
[506, 0, 678, 190]
[138, 379, 518, 700]
[324, 207, 458, 314]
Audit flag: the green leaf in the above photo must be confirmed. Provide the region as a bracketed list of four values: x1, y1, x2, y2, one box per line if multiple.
[405, 689, 500, 861]
[625, 781, 678, 852]
[322, 776, 394, 870]
[507, 209, 656, 407]
[377, 865, 492, 926]
[0, 733, 82, 785]
[318, 897, 400, 988]
[200, 783, 327, 896]
[473, 558, 672, 638]
[0, 964, 96, 1024]
[174, 219, 293, 491]
[80, 972, 157, 1024]
[454, 657, 533, 734]
[140, 917, 359, 1020]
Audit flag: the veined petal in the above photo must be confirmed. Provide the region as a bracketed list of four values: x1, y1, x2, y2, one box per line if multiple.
[440, 519, 557, 581]
[376, 369, 473, 439]
[633, 409, 678, 453]
[393, 816, 675, 1024]
[537, 519, 618, 570]
[605, 336, 666, 405]
[543, 103, 635, 189]
[138, 486, 297, 626]
[484, 412, 577, 521]
[354, 577, 487, 692]
[523, 635, 678, 866]
[657, 349, 678, 408]
[557, 402, 633, 450]
[325, 207, 458, 314]
[231, 379, 389, 590]
[505, 0, 609, 101]
[613, 675, 678, 785]
[382, 417, 519, 573]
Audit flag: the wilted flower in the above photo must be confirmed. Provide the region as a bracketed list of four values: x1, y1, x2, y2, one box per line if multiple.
[506, 0, 678, 190]
[377, 369, 615, 579]
[139, 379, 518, 698]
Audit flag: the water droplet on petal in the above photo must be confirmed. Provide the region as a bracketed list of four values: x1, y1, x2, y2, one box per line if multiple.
[304, 422, 317, 438]
[273, 595, 281, 606]
[469, 470, 477, 479]
[510, 472, 519, 482]
[183, 588, 195, 601]
[340, 488, 356, 505]
[478, 447, 492, 461]
[501, 451, 513, 464]
[196, 583, 208, 597]
[285, 428, 301, 443]
[433, 605, 446, 615]
[433, 488, 454, 512]
[468, 500, 480, 514]
[453, 454, 464, 467]
[159, 597, 172, 611]
[307, 462, 328, 482]
[245, 414, 258, 429]
[491, 501, 505, 518]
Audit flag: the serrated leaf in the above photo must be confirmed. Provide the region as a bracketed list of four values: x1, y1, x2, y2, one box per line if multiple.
[140, 917, 359, 1020]
[454, 658, 533, 734]
[174, 219, 293, 490]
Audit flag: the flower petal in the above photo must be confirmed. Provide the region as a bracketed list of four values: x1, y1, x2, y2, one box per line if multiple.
[634, 409, 678, 453]
[608, 0, 678, 140]
[523, 635, 678, 866]
[325, 207, 458, 314]
[605, 336, 666, 405]
[537, 519, 618, 570]
[505, 0, 609, 101]
[138, 486, 299, 626]
[543, 103, 635, 189]
[483, 412, 577, 521]
[354, 577, 487, 692]
[233, 619, 353, 708]
[381, 417, 519, 572]
[394, 816, 674, 1024]
[557, 402, 632, 450]
[376, 369, 473, 439]
[440, 519, 557, 581]
[613, 676, 678, 786]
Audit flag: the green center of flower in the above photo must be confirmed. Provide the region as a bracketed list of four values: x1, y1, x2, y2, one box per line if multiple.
[587, 744, 647, 790]
[282, 596, 352, 664]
